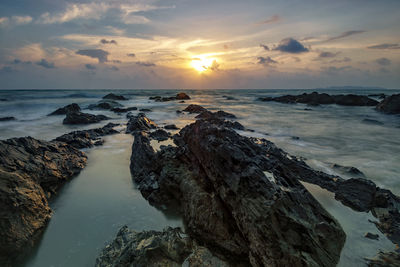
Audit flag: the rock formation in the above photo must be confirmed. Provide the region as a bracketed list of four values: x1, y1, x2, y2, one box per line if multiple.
[48, 103, 81, 116]
[375, 94, 400, 114]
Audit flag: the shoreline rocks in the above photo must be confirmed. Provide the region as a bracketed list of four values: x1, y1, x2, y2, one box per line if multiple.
[375, 94, 400, 114]
[102, 93, 128, 100]
[63, 111, 109, 125]
[110, 107, 137, 113]
[149, 92, 191, 102]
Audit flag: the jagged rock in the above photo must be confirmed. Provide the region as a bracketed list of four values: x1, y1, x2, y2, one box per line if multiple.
[48, 103, 81, 116]
[183, 104, 207, 113]
[335, 178, 377, 212]
[365, 232, 379, 240]
[176, 92, 190, 100]
[331, 163, 366, 177]
[130, 119, 346, 266]
[376, 94, 400, 114]
[111, 107, 137, 113]
[366, 250, 400, 266]
[259, 92, 379, 106]
[0, 137, 86, 264]
[0, 117, 16, 121]
[195, 110, 236, 119]
[126, 113, 157, 133]
[149, 129, 170, 141]
[54, 123, 119, 148]
[88, 100, 123, 110]
[165, 124, 179, 130]
[63, 112, 109, 125]
[102, 93, 128, 100]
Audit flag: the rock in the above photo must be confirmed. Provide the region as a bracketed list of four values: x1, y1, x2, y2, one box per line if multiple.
[0, 137, 86, 264]
[164, 124, 179, 130]
[368, 93, 386, 99]
[48, 103, 81, 116]
[54, 123, 119, 148]
[176, 92, 190, 100]
[0, 98, 7, 101]
[195, 110, 237, 119]
[179, 100, 185, 103]
[376, 94, 400, 114]
[176, 110, 183, 114]
[139, 108, 152, 112]
[63, 112, 109, 125]
[0, 117, 16, 121]
[259, 92, 379, 106]
[335, 178, 377, 212]
[222, 95, 237, 100]
[149, 96, 161, 100]
[149, 129, 170, 141]
[110, 107, 137, 113]
[126, 113, 157, 133]
[362, 119, 384, 125]
[365, 232, 379, 240]
[130, 119, 346, 266]
[291, 136, 300, 140]
[102, 93, 128, 100]
[331, 163, 366, 177]
[88, 100, 123, 110]
[366, 250, 400, 267]
[183, 104, 207, 113]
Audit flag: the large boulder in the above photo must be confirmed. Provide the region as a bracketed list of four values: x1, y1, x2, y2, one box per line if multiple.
[375, 94, 400, 114]
[183, 104, 207, 113]
[0, 137, 86, 264]
[126, 113, 157, 133]
[176, 92, 190, 100]
[102, 93, 128, 100]
[129, 119, 346, 266]
[48, 103, 81, 116]
[63, 112, 109, 125]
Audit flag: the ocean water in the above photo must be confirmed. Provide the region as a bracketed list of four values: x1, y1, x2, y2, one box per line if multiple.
[1, 88, 399, 266]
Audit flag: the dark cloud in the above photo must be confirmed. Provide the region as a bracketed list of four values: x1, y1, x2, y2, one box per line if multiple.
[259, 44, 269, 51]
[209, 60, 220, 71]
[100, 39, 117, 45]
[127, 53, 136, 57]
[257, 15, 280, 25]
[36, 59, 55, 69]
[326, 30, 365, 42]
[12, 58, 31, 64]
[85, 64, 96, 70]
[375, 57, 391, 66]
[273, 38, 309, 53]
[367, 43, 400, 50]
[76, 49, 109, 63]
[136, 61, 156, 67]
[257, 56, 278, 66]
[329, 57, 351, 63]
[319, 51, 339, 58]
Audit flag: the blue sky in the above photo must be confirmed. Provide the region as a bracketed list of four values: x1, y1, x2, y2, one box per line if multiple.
[0, 0, 399, 89]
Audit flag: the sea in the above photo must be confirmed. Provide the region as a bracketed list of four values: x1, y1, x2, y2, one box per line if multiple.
[0, 88, 399, 267]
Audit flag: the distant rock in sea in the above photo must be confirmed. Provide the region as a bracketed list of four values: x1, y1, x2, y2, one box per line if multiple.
[48, 103, 81, 116]
[63, 111, 109, 124]
[102, 93, 128, 100]
[88, 100, 123, 110]
[149, 92, 191, 102]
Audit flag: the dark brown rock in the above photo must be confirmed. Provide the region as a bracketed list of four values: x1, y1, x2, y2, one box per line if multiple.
[176, 92, 190, 100]
[164, 124, 179, 130]
[88, 100, 123, 110]
[48, 103, 81, 116]
[183, 104, 207, 113]
[376, 94, 400, 114]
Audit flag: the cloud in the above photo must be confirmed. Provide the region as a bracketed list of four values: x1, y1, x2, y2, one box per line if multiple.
[127, 53, 136, 57]
[367, 43, 400, 50]
[259, 44, 270, 51]
[273, 38, 309, 53]
[12, 16, 33, 25]
[209, 60, 220, 71]
[318, 51, 339, 58]
[110, 66, 119, 71]
[136, 61, 156, 67]
[257, 56, 278, 66]
[85, 64, 96, 70]
[122, 14, 150, 24]
[100, 39, 117, 45]
[326, 30, 365, 42]
[36, 59, 55, 69]
[257, 15, 280, 25]
[12, 58, 32, 64]
[76, 49, 109, 63]
[0, 17, 9, 26]
[329, 57, 351, 63]
[375, 57, 391, 66]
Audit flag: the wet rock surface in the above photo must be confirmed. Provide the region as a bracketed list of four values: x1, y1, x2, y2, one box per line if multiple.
[63, 111, 109, 125]
[129, 118, 346, 266]
[183, 104, 207, 113]
[366, 249, 400, 266]
[259, 92, 379, 106]
[375, 94, 400, 114]
[164, 124, 179, 130]
[102, 93, 128, 100]
[126, 113, 157, 133]
[54, 123, 119, 148]
[48, 103, 81, 115]
[88, 100, 123, 110]
[0, 137, 87, 264]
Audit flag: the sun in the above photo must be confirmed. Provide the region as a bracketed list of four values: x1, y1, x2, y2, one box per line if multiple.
[191, 56, 215, 72]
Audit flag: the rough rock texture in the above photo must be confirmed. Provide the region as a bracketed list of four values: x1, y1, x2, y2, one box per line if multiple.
[366, 250, 400, 267]
[102, 93, 128, 100]
[95, 226, 229, 267]
[48, 103, 81, 115]
[63, 111, 109, 124]
[54, 123, 119, 148]
[126, 113, 157, 133]
[0, 117, 16, 121]
[88, 100, 123, 110]
[331, 163, 366, 177]
[176, 92, 191, 100]
[183, 104, 207, 113]
[259, 92, 379, 106]
[0, 137, 87, 264]
[149, 129, 171, 141]
[111, 107, 137, 113]
[195, 110, 236, 119]
[130, 119, 346, 267]
[375, 94, 400, 114]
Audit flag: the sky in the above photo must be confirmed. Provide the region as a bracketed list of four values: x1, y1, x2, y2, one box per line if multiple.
[0, 0, 399, 89]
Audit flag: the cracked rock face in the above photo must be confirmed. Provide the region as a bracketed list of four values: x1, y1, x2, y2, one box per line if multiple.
[129, 118, 346, 267]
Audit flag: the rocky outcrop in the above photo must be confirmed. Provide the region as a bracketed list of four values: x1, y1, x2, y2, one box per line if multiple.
[149, 129, 170, 141]
[129, 119, 346, 266]
[48, 103, 81, 116]
[126, 113, 157, 133]
[330, 163, 366, 177]
[102, 93, 128, 100]
[259, 92, 379, 106]
[366, 250, 400, 267]
[176, 92, 190, 100]
[95, 226, 229, 267]
[0, 137, 87, 264]
[0, 117, 16, 121]
[195, 110, 236, 119]
[149, 92, 191, 102]
[54, 123, 119, 148]
[375, 94, 400, 114]
[183, 104, 207, 113]
[63, 112, 109, 125]
[88, 100, 123, 110]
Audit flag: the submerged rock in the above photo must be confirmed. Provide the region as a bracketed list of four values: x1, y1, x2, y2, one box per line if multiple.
[331, 163, 366, 177]
[102, 93, 128, 100]
[183, 104, 207, 113]
[54, 123, 119, 148]
[110, 107, 137, 113]
[0, 137, 86, 264]
[126, 113, 157, 133]
[63, 112, 109, 125]
[195, 110, 237, 119]
[0, 117, 16, 121]
[129, 119, 346, 266]
[365, 232, 379, 240]
[259, 92, 379, 106]
[150, 92, 191, 102]
[48, 103, 81, 116]
[375, 94, 400, 114]
[88, 100, 123, 110]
